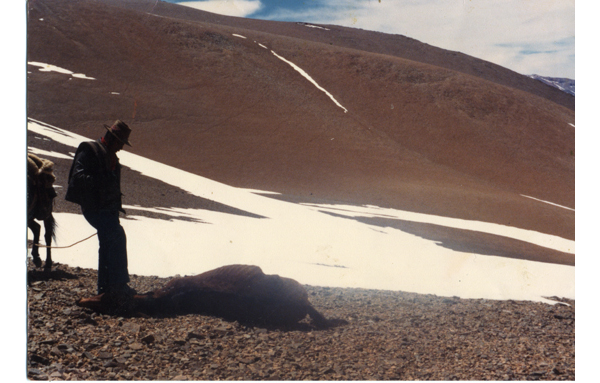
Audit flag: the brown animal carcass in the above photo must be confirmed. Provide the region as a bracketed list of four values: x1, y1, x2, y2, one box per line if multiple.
[78, 264, 346, 328]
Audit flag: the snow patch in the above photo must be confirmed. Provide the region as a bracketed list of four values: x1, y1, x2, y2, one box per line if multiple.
[297, 22, 330, 31]
[302, 203, 575, 254]
[304, 24, 330, 31]
[521, 195, 575, 212]
[28, 62, 95, 80]
[271, 50, 348, 113]
[28, 147, 73, 161]
[237, 188, 282, 195]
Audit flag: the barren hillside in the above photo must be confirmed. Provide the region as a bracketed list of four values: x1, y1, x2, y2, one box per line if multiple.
[27, 0, 575, 241]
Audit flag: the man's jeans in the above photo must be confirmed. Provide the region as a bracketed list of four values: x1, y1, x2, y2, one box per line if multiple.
[83, 209, 130, 294]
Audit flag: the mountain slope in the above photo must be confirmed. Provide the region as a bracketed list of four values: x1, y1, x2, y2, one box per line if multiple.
[27, 0, 574, 241]
[100, 0, 575, 111]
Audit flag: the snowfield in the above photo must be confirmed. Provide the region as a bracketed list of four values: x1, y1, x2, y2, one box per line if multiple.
[27, 118, 574, 304]
[27, 61, 96, 80]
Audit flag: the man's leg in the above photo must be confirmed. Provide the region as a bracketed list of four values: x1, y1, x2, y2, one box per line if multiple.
[83, 209, 130, 294]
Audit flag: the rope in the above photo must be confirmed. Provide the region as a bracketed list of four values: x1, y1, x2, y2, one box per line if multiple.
[29, 233, 97, 249]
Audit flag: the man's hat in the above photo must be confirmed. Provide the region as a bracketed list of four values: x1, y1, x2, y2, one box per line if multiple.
[103, 120, 132, 147]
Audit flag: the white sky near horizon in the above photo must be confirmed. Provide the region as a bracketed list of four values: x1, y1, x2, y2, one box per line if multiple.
[175, 0, 575, 79]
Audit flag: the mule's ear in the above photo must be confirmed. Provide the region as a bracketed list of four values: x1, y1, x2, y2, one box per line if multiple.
[39, 159, 54, 173]
[27, 153, 44, 168]
[27, 156, 40, 179]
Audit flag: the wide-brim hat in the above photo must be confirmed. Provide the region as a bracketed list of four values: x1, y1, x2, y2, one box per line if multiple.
[104, 120, 132, 146]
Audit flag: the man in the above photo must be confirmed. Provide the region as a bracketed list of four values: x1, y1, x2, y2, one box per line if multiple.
[65, 120, 135, 305]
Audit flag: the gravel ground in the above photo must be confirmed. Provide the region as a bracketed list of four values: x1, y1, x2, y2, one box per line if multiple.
[26, 262, 574, 381]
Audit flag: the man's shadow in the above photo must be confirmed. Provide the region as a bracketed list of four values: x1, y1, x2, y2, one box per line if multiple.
[27, 264, 79, 285]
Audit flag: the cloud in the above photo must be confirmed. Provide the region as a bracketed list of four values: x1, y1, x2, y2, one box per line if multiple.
[177, 0, 263, 18]
[256, 0, 575, 78]
[170, 0, 574, 77]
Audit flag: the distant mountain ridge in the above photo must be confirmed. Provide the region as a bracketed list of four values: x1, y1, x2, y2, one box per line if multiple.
[529, 75, 575, 96]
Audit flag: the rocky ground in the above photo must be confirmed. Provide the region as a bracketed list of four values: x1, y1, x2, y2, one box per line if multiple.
[26, 262, 574, 380]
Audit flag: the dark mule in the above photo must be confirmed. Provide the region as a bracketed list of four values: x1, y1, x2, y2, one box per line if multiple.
[27, 153, 57, 269]
[78, 264, 348, 329]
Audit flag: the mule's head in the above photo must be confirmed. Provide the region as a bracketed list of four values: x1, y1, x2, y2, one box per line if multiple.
[27, 154, 57, 221]
[38, 162, 56, 188]
[27, 154, 56, 188]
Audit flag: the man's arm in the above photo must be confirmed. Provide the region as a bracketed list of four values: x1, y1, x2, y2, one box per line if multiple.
[70, 143, 100, 190]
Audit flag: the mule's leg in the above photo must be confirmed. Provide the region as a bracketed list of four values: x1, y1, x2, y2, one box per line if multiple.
[28, 219, 42, 268]
[43, 217, 54, 269]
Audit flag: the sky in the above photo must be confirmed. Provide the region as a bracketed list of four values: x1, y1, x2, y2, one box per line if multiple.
[165, 0, 575, 79]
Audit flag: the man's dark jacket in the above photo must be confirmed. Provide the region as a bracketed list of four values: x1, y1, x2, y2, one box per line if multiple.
[65, 140, 124, 213]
